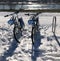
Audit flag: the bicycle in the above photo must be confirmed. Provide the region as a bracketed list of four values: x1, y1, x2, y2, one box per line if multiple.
[25, 12, 41, 45]
[4, 11, 25, 43]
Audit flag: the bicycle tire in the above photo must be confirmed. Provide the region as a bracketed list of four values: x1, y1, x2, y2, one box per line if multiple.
[31, 19, 39, 45]
[13, 26, 22, 43]
[31, 27, 34, 45]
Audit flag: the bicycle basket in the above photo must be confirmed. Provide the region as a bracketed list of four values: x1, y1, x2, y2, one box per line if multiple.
[28, 20, 35, 25]
[18, 18, 25, 28]
[8, 19, 14, 25]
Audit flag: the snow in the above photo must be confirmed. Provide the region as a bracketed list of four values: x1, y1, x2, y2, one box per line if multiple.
[0, 12, 60, 61]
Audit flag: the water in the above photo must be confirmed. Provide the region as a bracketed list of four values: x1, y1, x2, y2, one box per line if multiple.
[0, 4, 60, 10]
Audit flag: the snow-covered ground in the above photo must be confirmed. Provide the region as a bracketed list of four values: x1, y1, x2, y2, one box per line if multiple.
[0, 12, 60, 61]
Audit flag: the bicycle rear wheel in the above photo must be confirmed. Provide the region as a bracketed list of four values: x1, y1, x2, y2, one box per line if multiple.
[13, 26, 22, 43]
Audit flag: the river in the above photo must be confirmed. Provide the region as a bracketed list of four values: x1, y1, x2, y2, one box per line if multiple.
[0, 4, 60, 10]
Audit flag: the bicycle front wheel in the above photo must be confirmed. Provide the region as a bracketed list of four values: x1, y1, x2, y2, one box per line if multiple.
[31, 27, 35, 45]
[13, 26, 22, 43]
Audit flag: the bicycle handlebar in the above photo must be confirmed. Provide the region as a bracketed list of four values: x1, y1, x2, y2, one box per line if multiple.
[25, 13, 35, 16]
[4, 15, 9, 17]
[25, 12, 41, 18]
[4, 11, 19, 17]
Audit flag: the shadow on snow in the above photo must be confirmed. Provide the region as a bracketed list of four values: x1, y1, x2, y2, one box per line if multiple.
[0, 40, 18, 61]
[31, 29, 45, 61]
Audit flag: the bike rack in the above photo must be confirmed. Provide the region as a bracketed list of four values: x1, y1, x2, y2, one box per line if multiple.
[52, 16, 57, 34]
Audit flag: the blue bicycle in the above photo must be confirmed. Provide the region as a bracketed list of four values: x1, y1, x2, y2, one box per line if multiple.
[25, 12, 41, 45]
[4, 11, 25, 43]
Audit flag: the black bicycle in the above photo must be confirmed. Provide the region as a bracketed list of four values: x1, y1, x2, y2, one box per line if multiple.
[4, 11, 25, 43]
[25, 12, 40, 45]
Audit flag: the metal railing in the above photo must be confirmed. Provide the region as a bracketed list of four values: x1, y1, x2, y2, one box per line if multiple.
[52, 16, 57, 34]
